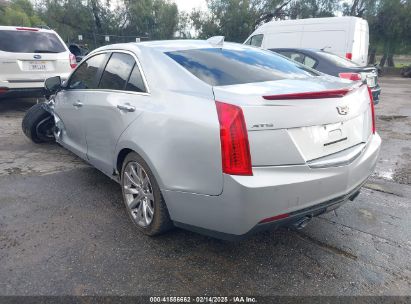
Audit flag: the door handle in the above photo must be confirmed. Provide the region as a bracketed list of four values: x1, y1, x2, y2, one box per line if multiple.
[73, 101, 83, 107]
[117, 104, 135, 112]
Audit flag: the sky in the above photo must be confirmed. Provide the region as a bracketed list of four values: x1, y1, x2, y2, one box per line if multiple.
[172, 0, 207, 12]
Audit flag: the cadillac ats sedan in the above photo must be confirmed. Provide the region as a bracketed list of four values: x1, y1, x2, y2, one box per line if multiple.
[23, 38, 381, 240]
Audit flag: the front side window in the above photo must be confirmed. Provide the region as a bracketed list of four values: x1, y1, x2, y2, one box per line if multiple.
[245, 34, 264, 47]
[68, 54, 106, 90]
[99, 53, 135, 91]
[0, 30, 66, 53]
[166, 47, 318, 86]
[250, 34, 264, 47]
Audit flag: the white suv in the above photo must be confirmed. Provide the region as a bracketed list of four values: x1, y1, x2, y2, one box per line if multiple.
[0, 26, 76, 100]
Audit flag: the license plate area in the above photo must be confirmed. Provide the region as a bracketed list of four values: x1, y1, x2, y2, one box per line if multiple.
[366, 76, 376, 87]
[28, 61, 47, 71]
[287, 113, 368, 161]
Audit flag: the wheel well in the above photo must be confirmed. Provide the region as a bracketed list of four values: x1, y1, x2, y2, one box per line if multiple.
[116, 148, 133, 176]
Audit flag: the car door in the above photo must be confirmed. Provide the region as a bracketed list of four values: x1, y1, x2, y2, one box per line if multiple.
[53, 53, 108, 159]
[83, 51, 149, 176]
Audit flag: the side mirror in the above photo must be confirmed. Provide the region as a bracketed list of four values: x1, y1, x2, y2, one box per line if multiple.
[44, 76, 62, 94]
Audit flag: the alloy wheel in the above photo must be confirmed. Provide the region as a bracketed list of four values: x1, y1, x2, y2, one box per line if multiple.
[123, 161, 155, 228]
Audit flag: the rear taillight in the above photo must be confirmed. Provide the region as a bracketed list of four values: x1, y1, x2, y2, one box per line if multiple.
[69, 53, 77, 69]
[346, 53, 353, 60]
[339, 72, 362, 81]
[215, 101, 252, 176]
[0, 87, 9, 94]
[367, 86, 376, 134]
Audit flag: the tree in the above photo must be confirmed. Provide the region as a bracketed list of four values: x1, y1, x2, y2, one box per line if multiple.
[344, 0, 411, 66]
[176, 11, 192, 38]
[121, 0, 179, 40]
[190, 0, 290, 42]
[0, 0, 43, 27]
[36, 0, 95, 43]
[190, 0, 343, 42]
[373, 0, 410, 67]
[287, 0, 340, 19]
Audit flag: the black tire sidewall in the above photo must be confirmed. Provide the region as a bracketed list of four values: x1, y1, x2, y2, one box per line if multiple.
[22, 103, 54, 144]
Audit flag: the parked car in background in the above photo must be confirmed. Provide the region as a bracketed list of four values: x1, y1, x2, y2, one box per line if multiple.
[22, 39, 380, 240]
[245, 17, 369, 66]
[271, 48, 381, 104]
[0, 26, 76, 100]
[401, 65, 411, 78]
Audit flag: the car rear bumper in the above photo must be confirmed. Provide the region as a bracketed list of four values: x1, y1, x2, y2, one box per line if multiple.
[0, 87, 45, 100]
[163, 133, 381, 239]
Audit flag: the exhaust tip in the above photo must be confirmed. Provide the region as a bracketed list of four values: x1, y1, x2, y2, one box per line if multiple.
[291, 216, 312, 230]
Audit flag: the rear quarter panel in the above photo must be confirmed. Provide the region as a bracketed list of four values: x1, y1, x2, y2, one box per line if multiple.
[115, 90, 223, 195]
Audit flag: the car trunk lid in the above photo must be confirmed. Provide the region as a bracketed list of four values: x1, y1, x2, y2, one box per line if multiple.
[213, 77, 373, 167]
[346, 66, 379, 88]
[0, 52, 70, 83]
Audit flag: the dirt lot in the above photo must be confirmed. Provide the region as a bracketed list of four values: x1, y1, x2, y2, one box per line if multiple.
[0, 77, 410, 296]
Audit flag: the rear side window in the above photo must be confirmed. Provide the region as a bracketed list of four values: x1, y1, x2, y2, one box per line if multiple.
[0, 30, 66, 53]
[99, 53, 135, 91]
[68, 54, 106, 90]
[126, 64, 147, 93]
[319, 51, 360, 68]
[304, 56, 317, 68]
[166, 48, 318, 86]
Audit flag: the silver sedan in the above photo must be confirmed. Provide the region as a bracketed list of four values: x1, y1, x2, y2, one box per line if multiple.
[22, 38, 381, 240]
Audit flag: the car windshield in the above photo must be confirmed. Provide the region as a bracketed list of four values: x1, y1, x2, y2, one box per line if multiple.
[0, 30, 66, 53]
[165, 47, 319, 86]
[318, 51, 361, 68]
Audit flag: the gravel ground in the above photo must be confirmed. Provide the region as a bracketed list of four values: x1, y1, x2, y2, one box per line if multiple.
[0, 77, 410, 296]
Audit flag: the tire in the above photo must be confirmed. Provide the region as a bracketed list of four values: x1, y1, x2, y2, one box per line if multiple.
[121, 152, 173, 236]
[22, 103, 55, 144]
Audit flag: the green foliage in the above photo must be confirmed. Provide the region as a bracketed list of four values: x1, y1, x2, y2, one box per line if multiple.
[0, 0, 44, 27]
[191, 0, 287, 42]
[190, 0, 342, 43]
[288, 0, 340, 19]
[0, 0, 410, 59]
[122, 0, 178, 40]
[343, 0, 411, 63]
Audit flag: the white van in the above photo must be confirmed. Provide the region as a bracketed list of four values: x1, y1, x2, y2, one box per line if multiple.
[244, 17, 369, 66]
[0, 26, 76, 100]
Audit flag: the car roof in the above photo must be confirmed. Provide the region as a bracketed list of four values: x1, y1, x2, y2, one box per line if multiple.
[0, 25, 57, 34]
[95, 40, 255, 54]
[255, 16, 365, 32]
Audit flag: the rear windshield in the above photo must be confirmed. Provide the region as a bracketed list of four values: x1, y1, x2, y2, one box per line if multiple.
[165, 47, 318, 86]
[0, 30, 66, 53]
[318, 51, 360, 68]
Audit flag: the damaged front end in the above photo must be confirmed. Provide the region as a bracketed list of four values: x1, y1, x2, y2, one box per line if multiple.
[42, 96, 64, 141]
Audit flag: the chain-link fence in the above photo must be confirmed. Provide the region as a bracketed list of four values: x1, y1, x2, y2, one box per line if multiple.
[66, 32, 150, 52]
